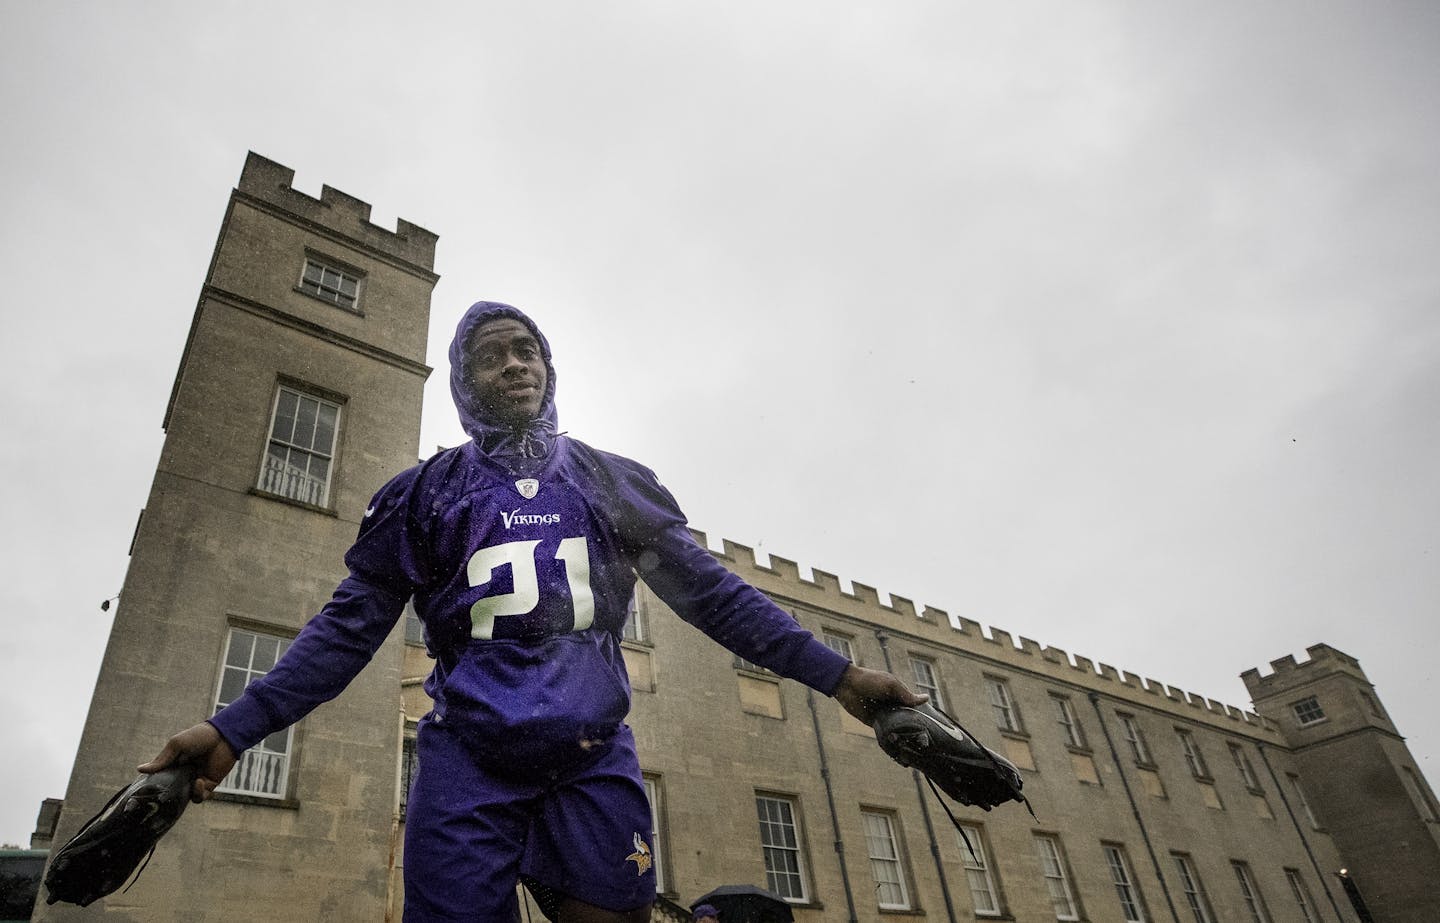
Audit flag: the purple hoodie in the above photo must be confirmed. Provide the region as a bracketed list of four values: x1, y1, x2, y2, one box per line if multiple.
[448, 301, 560, 465]
[209, 302, 850, 771]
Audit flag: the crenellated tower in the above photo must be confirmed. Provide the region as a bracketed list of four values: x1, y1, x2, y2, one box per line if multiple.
[36, 152, 437, 922]
[1243, 644, 1440, 923]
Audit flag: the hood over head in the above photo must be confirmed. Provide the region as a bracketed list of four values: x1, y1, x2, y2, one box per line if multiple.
[448, 301, 559, 461]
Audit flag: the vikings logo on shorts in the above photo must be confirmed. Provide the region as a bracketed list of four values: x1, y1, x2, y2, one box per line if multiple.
[625, 832, 652, 876]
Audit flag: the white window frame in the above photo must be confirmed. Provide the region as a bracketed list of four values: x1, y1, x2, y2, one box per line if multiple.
[958, 824, 1002, 917]
[403, 600, 425, 646]
[1292, 695, 1326, 726]
[213, 627, 294, 799]
[299, 256, 362, 309]
[1229, 743, 1261, 791]
[1172, 853, 1215, 923]
[399, 729, 418, 817]
[756, 794, 809, 902]
[861, 810, 910, 910]
[986, 676, 1021, 733]
[1402, 766, 1440, 822]
[909, 656, 943, 710]
[1176, 728, 1211, 779]
[643, 775, 667, 894]
[822, 629, 855, 663]
[1285, 869, 1319, 923]
[1232, 860, 1271, 923]
[733, 652, 772, 674]
[1287, 773, 1320, 828]
[1119, 713, 1154, 764]
[1033, 834, 1079, 921]
[259, 385, 341, 508]
[622, 593, 648, 644]
[1053, 694, 1085, 748]
[1103, 844, 1146, 922]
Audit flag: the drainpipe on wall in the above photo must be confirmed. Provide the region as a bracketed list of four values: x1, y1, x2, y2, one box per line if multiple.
[807, 688, 860, 923]
[1087, 692, 1182, 923]
[875, 630, 959, 923]
[386, 708, 406, 923]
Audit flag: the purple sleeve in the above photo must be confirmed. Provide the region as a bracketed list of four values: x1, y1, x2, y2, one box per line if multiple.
[607, 458, 851, 695]
[208, 574, 408, 753]
[209, 469, 426, 754]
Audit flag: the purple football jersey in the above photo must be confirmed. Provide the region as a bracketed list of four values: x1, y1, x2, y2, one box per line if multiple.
[211, 436, 849, 770]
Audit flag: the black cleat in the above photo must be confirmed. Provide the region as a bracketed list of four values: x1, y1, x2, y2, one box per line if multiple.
[873, 703, 1026, 811]
[44, 765, 197, 907]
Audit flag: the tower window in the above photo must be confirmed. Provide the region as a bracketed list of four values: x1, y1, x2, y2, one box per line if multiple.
[214, 627, 295, 799]
[1287, 773, 1321, 829]
[259, 385, 341, 508]
[1292, 696, 1326, 727]
[299, 257, 361, 309]
[1401, 766, 1439, 822]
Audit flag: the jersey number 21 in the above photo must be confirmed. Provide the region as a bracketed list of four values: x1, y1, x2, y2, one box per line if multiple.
[466, 537, 595, 639]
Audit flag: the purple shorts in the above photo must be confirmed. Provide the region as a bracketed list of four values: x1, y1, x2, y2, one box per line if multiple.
[403, 717, 656, 921]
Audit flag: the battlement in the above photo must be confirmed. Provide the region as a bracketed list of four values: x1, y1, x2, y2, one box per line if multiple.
[1240, 642, 1370, 698]
[236, 152, 437, 270]
[695, 529, 1277, 735]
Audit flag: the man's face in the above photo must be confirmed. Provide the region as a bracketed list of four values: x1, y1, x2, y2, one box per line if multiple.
[467, 317, 548, 427]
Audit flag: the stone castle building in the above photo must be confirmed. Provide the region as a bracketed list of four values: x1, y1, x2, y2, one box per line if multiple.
[36, 154, 1439, 922]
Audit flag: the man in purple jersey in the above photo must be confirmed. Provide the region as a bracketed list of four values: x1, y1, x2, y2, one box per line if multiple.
[142, 301, 924, 922]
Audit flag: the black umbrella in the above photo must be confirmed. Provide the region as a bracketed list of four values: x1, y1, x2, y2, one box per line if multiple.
[692, 884, 795, 923]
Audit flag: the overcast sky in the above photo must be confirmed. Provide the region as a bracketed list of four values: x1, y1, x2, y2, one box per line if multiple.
[1, 2, 1436, 846]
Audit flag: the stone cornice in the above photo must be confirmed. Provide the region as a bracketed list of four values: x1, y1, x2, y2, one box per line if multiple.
[203, 286, 432, 379]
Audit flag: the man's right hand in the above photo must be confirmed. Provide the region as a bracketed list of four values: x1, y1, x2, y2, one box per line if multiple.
[833, 663, 928, 726]
[138, 722, 238, 804]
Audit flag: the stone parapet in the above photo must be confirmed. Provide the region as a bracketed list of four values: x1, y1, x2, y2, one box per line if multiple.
[237, 152, 437, 271]
[696, 529, 1278, 738]
[1240, 642, 1371, 698]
